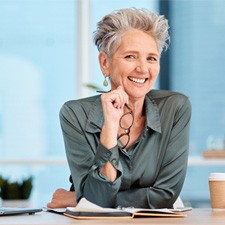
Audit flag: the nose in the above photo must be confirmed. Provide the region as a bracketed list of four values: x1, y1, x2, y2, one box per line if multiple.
[135, 65, 148, 73]
[135, 60, 148, 73]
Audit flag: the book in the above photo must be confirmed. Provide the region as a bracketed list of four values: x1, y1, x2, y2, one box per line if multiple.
[64, 198, 187, 219]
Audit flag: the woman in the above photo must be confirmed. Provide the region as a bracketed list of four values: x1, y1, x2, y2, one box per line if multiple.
[48, 8, 191, 209]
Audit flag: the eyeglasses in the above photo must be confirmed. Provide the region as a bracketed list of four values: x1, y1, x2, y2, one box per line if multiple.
[117, 104, 134, 149]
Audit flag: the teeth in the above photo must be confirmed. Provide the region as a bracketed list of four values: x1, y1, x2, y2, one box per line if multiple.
[129, 77, 146, 84]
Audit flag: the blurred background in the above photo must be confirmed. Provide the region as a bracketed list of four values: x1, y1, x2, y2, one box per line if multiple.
[1, 0, 225, 207]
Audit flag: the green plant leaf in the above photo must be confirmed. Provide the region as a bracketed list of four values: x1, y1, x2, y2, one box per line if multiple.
[85, 83, 101, 90]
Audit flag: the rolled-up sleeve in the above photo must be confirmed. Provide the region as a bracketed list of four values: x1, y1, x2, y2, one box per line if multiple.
[60, 102, 123, 207]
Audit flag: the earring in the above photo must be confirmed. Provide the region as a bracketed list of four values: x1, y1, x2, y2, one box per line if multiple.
[103, 76, 108, 87]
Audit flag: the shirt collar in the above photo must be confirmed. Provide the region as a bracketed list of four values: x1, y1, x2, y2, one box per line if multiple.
[144, 94, 162, 133]
[85, 97, 104, 133]
[85, 94, 162, 134]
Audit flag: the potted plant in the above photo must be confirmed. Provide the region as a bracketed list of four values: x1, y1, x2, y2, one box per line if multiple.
[0, 176, 33, 206]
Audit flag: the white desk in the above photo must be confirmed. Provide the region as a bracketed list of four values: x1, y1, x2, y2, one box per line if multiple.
[0, 209, 225, 225]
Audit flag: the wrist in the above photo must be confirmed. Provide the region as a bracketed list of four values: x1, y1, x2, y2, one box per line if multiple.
[100, 124, 118, 149]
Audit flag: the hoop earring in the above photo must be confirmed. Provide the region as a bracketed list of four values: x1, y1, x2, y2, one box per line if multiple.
[103, 76, 108, 87]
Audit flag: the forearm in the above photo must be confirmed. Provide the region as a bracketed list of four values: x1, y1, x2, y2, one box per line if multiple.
[83, 169, 122, 207]
[67, 142, 123, 207]
[81, 144, 122, 207]
[100, 124, 118, 181]
[116, 173, 184, 209]
[116, 188, 149, 208]
[116, 142, 189, 209]
[116, 187, 176, 209]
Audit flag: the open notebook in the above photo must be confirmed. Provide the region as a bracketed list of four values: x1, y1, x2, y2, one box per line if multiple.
[0, 207, 42, 216]
[63, 198, 187, 219]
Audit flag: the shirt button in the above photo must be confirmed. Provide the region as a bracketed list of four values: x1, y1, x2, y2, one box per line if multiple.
[113, 160, 118, 167]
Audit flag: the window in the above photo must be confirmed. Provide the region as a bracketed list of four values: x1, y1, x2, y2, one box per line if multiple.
[0, 0, 158, 207]
[0, 0, 76, 206]
[166, 0, 225, 206]
[3, 0, 224, 208]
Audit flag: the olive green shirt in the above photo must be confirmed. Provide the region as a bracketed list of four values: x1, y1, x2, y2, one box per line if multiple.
[60, 90, 191, 209]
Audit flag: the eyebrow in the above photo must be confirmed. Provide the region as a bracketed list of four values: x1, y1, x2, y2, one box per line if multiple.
[122, 50, 159, 58]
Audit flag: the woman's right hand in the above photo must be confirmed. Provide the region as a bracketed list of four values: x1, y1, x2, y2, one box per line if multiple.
[47, 188, 76, 208]
[101, 86, 129, 129]
[100, 86, 129, 149]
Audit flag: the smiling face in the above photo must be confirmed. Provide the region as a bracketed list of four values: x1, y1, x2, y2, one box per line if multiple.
[99, 29, 160, 102]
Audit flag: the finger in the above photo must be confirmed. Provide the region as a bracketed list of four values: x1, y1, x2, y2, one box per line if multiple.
[47, 201, 59, 208]
[120, 91, 129, 106]
[102, 88, 127, 109]
[52, 188, 66, 198]
[114, 93, 126, 109]
[116, 86, 129, 105]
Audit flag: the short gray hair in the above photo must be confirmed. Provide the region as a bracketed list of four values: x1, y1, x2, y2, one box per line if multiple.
[93, 8, 170, 57]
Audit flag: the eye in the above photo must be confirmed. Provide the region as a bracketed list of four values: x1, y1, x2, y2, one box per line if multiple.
[125, 55, 136, 60]
[147, 56, 158, 62]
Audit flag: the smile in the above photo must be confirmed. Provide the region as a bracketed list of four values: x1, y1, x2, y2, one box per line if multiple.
[128, 77, 147, 84]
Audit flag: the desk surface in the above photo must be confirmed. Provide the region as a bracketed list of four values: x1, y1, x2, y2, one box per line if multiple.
[0, 209, 225, 225]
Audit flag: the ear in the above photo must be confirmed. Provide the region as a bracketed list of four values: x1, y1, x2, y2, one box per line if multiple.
[98, 51, 110, 77]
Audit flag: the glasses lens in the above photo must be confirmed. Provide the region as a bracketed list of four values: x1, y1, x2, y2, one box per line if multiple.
[117, 133, 130, 149]
[118, 105, 134, 149]
[120, 112, 134, 129]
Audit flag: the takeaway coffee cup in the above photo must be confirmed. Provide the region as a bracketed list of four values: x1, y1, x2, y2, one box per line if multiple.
[208, 173, 225, 209]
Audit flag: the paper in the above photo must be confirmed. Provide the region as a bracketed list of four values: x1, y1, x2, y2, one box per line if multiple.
[64, 198, 187, 219]
[43, 207, 66, 214]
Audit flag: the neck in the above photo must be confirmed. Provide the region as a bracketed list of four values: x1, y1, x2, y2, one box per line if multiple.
[127, 98, 145, 120]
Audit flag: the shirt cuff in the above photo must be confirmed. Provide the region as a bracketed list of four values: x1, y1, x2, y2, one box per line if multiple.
[94, 143, 120, 170]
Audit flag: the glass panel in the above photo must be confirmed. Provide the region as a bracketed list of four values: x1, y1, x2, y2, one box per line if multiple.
[0, 0, 162, 207]
[0, 0, 76, 206]
[0, 0, 76, 158]
[169, 0, 225, 206]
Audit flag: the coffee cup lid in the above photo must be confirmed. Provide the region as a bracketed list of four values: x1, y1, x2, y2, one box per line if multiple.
[209, 172, 225, 180]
